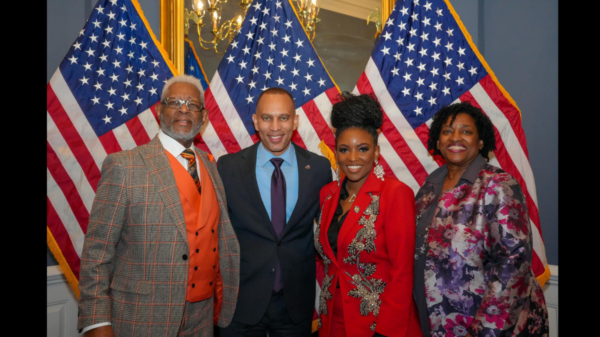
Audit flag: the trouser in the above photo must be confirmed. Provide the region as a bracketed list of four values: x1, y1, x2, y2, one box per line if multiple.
[219, 290, 312, 337]
[177, 296, 214, 337]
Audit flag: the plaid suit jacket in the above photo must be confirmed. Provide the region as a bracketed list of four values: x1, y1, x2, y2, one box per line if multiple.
[77, 136, 240, 336]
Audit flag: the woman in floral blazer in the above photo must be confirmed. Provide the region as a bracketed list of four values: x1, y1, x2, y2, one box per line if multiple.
[315, 93, 422, 337]
[413, 102, 548, 336]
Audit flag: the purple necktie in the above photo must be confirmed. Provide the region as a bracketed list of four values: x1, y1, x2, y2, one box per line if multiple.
[270, 158, 286, 292]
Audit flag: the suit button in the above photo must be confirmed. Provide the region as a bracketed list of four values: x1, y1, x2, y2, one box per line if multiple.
[210, 281, 213, 286]
[212, 229, 215, 233]
[196, 249, 199, 253]
[194, 266, 198, 271]
[277, 241, 282, 246]
[182, 254, 188, 260]
[271, 268, 275, 273]
[192, 283, 195, 288]
[213, 248, 216, 252]
[196, 231, 199, 236]
[213, 265, 216, 269]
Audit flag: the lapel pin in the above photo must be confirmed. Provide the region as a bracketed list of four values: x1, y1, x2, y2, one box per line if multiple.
[354, 206, 360, 213]
[305, 165, 311, 169]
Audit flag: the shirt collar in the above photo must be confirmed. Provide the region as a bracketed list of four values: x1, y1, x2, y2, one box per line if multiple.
[426, 153, 487, 185]
[158, 129, 193, 157]
[256, 141, 296, 168]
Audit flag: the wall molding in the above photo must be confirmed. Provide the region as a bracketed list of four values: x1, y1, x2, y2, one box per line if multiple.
[319, 0, 380, 21]
[47, 266, 82, 337]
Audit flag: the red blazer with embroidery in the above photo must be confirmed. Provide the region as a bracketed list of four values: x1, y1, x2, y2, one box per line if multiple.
[315, 169, 423, 337]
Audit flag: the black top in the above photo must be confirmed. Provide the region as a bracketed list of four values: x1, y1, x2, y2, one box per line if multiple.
[327, 178, 350, 261]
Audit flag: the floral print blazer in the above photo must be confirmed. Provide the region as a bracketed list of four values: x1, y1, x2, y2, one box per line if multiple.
[315, 170, 422, 337]
[413, 154, 548, 336]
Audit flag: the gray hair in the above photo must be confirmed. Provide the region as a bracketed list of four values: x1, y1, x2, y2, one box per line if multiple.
[160, 74, 205, 102]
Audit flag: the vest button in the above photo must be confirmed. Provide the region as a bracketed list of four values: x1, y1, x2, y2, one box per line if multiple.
[194, 266, 198, 271]
[196, 249, 199, 253]
[213, 248, 216, 252]
[271, 268, 275, 273]
[192, 283, 195, 288]
[182, 254, 188, 260]
[213, 265, 216, 269]
[212, 229, 215, 233]
[210, 281, 213, 286]
[196, 231, 199, 236]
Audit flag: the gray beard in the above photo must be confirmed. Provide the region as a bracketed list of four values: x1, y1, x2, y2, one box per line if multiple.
[159, 115, 203, 144]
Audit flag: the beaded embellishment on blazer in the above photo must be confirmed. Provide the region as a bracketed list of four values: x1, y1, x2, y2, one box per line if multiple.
[343, 194, 386, 317]
[314, 196, 333, 328]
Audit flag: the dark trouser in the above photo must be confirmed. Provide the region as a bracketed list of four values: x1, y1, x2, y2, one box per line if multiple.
[219, 290, 312, 337]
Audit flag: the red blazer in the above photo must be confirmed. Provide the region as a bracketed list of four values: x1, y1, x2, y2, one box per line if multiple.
[315, 170, 422, 337]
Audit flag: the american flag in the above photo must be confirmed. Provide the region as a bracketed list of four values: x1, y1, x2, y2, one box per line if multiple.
[353, 0, 549, 284]
[46, 0, 177, 295]
[184, 38, 210, 90]
[199, 0, 339, 160]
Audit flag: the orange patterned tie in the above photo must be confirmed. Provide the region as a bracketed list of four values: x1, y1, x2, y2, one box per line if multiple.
[180, 149, 201, 194]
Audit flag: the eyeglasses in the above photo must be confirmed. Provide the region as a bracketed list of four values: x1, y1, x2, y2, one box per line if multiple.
[161, 97, 204, 112]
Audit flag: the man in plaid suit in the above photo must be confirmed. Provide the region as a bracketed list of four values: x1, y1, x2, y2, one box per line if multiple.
[77, 75, 240, 337]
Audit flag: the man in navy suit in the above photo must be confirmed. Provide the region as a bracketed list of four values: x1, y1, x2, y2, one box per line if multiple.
[217, 87, 332, 336]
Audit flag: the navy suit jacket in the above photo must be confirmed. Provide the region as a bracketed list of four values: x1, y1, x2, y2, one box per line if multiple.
[217, 141, 332, 325]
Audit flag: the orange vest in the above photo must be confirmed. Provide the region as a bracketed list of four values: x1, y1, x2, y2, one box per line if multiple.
[166, 151, 220, 303]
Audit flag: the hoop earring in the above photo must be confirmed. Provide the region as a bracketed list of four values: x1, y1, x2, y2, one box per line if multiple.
[336, 162, 340, 186]
[374, 160, 385, 181]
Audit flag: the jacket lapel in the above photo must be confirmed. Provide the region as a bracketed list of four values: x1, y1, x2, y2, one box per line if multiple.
[281, 143, 310, 238]
[337, 171, 383, 250]
[240, 143, 276, 238]
[140, 136, 188, 244]
[319, 184, 341, 267]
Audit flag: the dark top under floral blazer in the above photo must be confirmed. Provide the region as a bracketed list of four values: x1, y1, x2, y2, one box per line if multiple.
[413, 154, 548, 337]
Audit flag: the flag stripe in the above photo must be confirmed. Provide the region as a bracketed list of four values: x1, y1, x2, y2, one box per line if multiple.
[50, 70, 107, 169]
[478, 76, 530, 159]
[205, 89, 243, 154]
[137, 108, 160, 140]
[125, 115, 152, 146]
[291, 130, 308, 150]
[47, 88, 102, 192]
[98, 130, 123, 154]
[47, 197, 81, 279]
[47, 142, 91, 233]
[47, 167, 86, 256]
[356, 71, 430, 187]
[377, 133, 421, 192]
[47, 113, 96, 211]
[468, 83, 540, 209]
[199, 121, 229, 159]
[209, 72, 255, 148]
[295, 106, 321, 154]
[297, 102, 332, 154]
[112, 123, 139, 151]
[302, 94, 335, 146]
[364, 58, 440, 174]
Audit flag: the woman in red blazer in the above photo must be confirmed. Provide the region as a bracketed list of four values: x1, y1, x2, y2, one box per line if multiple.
[315, 92, 422, 337]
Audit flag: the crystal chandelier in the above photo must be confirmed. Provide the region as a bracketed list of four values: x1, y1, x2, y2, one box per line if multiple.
[185, 0, 321, 55]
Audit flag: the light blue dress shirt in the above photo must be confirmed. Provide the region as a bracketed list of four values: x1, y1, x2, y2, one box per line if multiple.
[256, 142, 299, 223]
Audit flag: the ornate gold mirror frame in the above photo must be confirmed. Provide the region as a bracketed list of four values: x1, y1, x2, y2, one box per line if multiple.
[159, 0, 395, 74]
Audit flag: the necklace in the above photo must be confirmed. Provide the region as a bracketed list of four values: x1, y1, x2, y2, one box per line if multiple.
[348, 194, 356, 203]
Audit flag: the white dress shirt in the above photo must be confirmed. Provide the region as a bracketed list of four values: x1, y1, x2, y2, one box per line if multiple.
[81, 131, 200, 334]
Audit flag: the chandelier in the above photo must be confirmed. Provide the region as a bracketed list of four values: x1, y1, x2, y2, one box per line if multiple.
[184, 0, 321, 55]
[292, 0, 320, 41]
